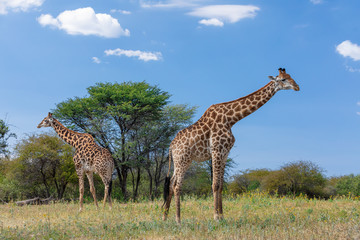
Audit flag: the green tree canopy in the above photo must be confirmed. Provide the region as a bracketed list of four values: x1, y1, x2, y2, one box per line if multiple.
[53, 81, 185, 200]
[7, 133, 77, 200]
[0, 119, 16, 158]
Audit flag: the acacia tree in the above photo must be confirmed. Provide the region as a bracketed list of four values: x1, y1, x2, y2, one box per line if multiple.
[53, 81, 170, 200]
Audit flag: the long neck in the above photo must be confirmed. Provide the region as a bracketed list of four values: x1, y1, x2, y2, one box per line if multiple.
[51, 119, 80, 147]
[222, 81, 278, 127]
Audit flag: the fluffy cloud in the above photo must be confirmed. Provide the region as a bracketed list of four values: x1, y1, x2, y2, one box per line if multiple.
[37, 7, 130, 38]
[310, 0, 322, 4]
[188, 5, 260, 26]
[0, 0, 44, 14]
[105, 48, 162, 62]
[110, 9, 131, 15]
[199, 18, 224, 27]
[92, 57, 101, 64]
[336, 40, 360, 61]
[141, 0, 200, 8]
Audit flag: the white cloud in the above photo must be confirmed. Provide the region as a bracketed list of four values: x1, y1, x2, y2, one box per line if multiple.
[92, 57, 101, 64]
[346, 65, 360, 73]
[141, 0, 201, 8]
[37, 7, 130, 38]
[310, 0, 323, 4]
[188, 5, 260, 26]
[0, 0, 44, 14]
[336, 40, 360, 61]
[199, 18, 224, 27]
[105, 48, 162, 62]
[110, 9, 131, 14]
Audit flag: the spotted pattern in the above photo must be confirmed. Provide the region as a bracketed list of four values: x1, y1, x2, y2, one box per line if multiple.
[163, 69, 300, 223]
[37, 113, 114, 211]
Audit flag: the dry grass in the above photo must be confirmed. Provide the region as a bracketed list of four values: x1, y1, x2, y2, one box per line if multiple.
[1, 192, 360, 239]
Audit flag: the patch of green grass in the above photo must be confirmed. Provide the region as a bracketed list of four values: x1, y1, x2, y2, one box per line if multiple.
[1, 193, 360, 239]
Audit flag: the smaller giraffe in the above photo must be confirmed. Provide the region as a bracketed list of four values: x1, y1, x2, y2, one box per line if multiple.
[163, 68, 300, 224]
[37, 113, 114, 211]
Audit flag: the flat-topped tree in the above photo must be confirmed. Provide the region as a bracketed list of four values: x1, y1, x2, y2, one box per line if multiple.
[163, 68, 300, 224]
[53, 81, 170, 200]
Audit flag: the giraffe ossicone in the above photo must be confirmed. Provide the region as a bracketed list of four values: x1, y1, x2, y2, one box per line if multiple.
[163, 68, 300, 224]
[37, 112, 114, 211]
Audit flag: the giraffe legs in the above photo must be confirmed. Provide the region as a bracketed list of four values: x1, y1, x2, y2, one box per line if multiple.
[78, 172, 85, 212]
[100, 176, 112, 210]
[174, 172, 185, 224]
[212, 151, 227, 220]
[86, 172, 99, 209]
[163, 167, 186, 224]
[163, 175, 175, 221]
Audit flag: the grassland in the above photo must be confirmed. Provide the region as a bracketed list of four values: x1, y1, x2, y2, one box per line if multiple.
[1, 192, 360, 239]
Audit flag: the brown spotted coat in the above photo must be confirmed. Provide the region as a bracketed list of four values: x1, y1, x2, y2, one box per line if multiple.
[163, 68, 300, 223]
[37, 113, 114, 211]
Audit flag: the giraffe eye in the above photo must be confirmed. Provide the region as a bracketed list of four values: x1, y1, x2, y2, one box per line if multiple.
[281, 79, 286, 82]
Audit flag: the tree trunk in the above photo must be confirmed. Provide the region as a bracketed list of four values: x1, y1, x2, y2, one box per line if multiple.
[133, 167, 141, 201]
[120, 131, 128, 200]
[40, 164, 50, 197]
[59, 182, 67, 199]
[147, 168, 153, 200]
[120, 165, 128, 200]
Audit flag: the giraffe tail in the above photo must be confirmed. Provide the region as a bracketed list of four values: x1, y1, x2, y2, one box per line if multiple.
[163, 148, 173, 206]
[108, 179, 113, 199]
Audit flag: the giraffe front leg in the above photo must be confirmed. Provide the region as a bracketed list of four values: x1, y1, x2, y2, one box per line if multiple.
[86, 172, 99, 209]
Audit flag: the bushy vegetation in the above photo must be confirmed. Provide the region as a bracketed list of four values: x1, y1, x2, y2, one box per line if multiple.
[228, 161, 328, 198]
[0, 81, 360, 204]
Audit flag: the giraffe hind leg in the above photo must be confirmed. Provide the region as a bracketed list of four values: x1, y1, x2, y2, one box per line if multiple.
[99, 161, 114, 209]
[86, 172, 99, 209]
[211, 151, 227, 220]
[163, 175, 175, 221]
[78, 172, 85, 212]
[101, 178, 112, 209]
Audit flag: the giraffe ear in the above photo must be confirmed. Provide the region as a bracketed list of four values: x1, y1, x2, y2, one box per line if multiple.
[268, 76, 276, 81]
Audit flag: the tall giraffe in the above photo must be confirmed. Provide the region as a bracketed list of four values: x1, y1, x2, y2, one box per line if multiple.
[37, 113, 114, 211]
[163, 68, 300, 223]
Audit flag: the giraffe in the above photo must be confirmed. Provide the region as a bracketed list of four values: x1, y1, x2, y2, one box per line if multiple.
[163, 68, 300, 223]
[37, 113, 114, 211]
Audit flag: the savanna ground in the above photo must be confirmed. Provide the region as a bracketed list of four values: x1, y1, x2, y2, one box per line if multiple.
[1, 192, 360, 239]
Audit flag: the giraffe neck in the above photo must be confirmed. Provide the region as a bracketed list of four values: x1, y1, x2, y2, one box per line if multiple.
[51, 119, 79, 147]
[222, 81, 278, 127]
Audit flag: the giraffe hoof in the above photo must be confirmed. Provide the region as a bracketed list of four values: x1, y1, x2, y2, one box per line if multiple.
[214, 214, 222, 221]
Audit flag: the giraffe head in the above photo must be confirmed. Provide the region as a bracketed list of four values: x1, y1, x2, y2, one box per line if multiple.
[37, 112, 54, 128]
[268, 68, 300, 91]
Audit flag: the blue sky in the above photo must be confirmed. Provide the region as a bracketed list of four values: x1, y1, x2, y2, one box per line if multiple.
[1, 0, 360, 176]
